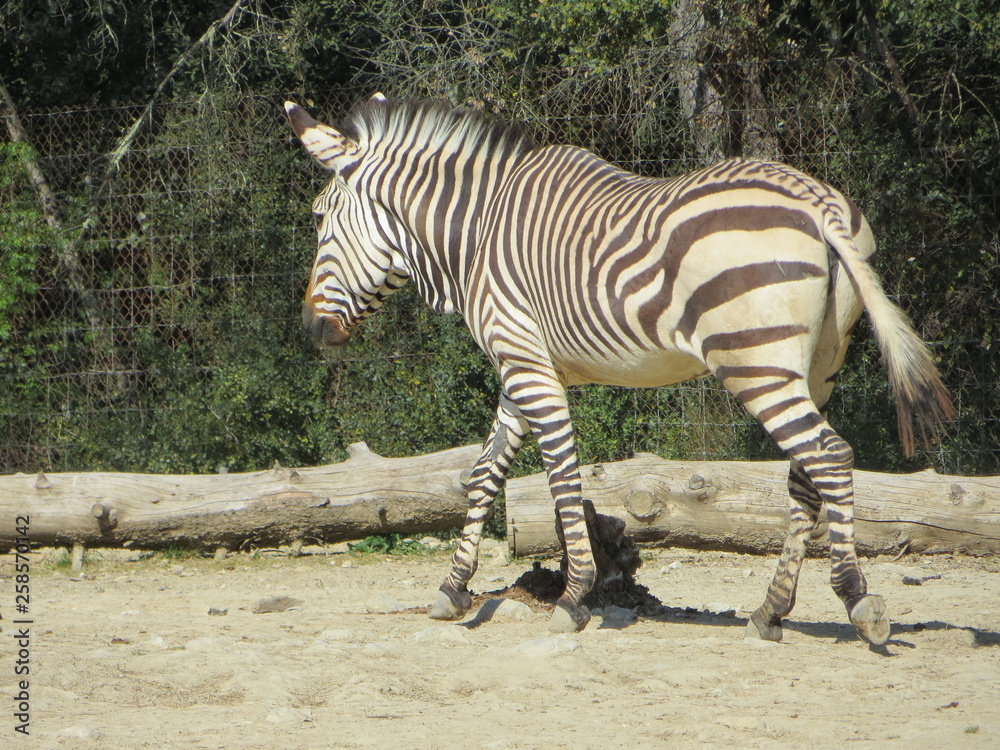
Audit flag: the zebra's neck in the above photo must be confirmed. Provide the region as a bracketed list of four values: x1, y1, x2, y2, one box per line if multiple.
[341, 100, 533, 315]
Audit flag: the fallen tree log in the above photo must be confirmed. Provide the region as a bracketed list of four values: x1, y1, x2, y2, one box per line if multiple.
[0, 442, 478, 551]
[3, 445, 997, 557]
[504, 454, 1000, 557]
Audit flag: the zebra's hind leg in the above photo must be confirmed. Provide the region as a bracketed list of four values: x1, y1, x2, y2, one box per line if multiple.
[811, 427, 889, 646]
[751, 420, 889, 646]
[429, 398, 527, 621]
[745, 460, 821, 642]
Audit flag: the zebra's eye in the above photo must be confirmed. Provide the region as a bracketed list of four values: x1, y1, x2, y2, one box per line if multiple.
[313, 212, 324, 230]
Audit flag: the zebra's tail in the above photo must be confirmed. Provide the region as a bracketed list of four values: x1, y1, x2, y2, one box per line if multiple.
[824, 217, 955, 457]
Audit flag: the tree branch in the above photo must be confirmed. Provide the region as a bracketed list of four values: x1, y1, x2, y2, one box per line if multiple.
[80, 0, 248, 256]
[0, 79, 112, 346]
[860, 0, 921, 129]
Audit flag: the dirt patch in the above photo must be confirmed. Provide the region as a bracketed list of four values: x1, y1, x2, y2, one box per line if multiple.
[2, 543, 998, 749]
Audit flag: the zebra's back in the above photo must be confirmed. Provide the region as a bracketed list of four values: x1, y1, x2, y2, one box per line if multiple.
[468, 150, 866, 389]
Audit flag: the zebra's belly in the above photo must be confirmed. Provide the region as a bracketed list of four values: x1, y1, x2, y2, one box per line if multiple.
[554, 348, 709, 388]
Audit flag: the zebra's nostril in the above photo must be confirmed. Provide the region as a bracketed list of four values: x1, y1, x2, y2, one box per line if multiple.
[320, 317, 351, 346]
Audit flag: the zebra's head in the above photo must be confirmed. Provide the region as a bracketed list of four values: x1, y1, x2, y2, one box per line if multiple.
[287, 98, 410, 346]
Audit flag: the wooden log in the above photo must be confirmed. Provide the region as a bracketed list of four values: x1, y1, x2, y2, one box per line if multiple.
[505, 454, 1000, 557]
[0, 442, 479, 551]
[70, 542, 85, 572]
[5, 444, 997, 557]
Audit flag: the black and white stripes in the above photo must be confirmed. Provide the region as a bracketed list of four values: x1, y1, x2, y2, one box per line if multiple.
[289, 96, 952, 644]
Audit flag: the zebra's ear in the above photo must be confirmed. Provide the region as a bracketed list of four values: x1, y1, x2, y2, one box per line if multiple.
[284, 101, 360, 172]
[370, 92, 387, 103]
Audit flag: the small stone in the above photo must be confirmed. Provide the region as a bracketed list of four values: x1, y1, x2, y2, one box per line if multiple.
[251, 596, 302, 614]
[58, 726, 101, 739]
[481, 540, 510, 563]
[743, 569, 755, 578]
[185, 637, 229, 652]
[516, 637, 581, 656]
[414, 626, 470, 644]
[878, 562, 925, 581]
[265, 707, 313, 723]
[315, 628, 354, 643]
[365, 593, 404, 614]
[419, 536, 442, 549]
[599, 605, 638, 626]
[340, 559, 355, 569]
[492, 598, 533, 622]
[902, 576, 923, 586]
[207, 607, 228, 616]
[704, 603, 735, 616]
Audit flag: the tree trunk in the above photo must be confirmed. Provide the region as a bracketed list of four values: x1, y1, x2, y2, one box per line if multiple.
[738, 59, 780, 160]
[669, 0, 729, 164]
[0, 442, 479, 551]
[505, 454, 1000, 557]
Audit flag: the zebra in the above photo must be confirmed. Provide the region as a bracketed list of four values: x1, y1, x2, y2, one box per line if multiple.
[286, 95, 952, 645]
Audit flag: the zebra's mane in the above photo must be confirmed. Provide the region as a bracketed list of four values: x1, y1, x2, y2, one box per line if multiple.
[337, 96, 535, 160]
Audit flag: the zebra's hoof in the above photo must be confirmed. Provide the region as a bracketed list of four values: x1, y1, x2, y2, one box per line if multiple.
[428, 588, 471, 621]
[848, 594, 890, 646]
[548, 603, 590, 633]
[744, 610, 783, 642]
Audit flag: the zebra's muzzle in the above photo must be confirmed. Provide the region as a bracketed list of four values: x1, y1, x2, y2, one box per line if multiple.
[302, 303, 351, 346]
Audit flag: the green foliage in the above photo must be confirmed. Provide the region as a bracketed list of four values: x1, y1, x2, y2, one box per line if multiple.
[348, 534, 435, 556]
[1, 0, 998, 484]
[1, 1, 217, 105]
[0, 143, 43, 341]
[331, 290, 498, 457]
[156, 546, 212, 563]
[45, 549, 75, 571]
[489, 0, 674, 73]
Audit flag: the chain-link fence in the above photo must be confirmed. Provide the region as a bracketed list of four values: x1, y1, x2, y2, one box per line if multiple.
[1, 57, 997, 477]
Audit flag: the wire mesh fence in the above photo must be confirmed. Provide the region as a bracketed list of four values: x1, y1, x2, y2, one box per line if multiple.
[1, 57, 997, 476]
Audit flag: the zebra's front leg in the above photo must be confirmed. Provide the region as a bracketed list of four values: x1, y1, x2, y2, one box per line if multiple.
[429, 398, 527, 622]
[548, 491, 596, 633]
[504, 374, 594, 633]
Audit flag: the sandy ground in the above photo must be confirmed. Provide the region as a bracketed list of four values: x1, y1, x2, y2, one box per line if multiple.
[2, 541, 998, 750]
